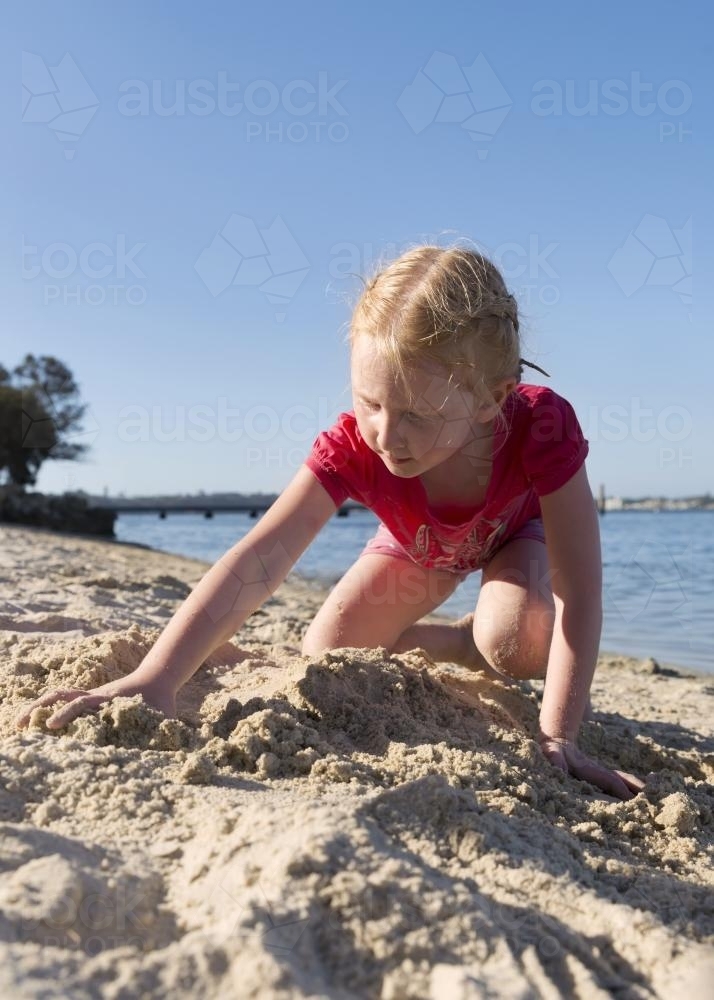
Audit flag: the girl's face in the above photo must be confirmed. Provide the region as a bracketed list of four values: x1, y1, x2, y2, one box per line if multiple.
[351, 336, 498, 478]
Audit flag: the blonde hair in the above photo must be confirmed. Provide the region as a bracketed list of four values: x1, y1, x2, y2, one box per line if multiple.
[347, 243, 529, 421]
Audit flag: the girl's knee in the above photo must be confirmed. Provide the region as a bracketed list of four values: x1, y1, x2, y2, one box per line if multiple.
[487, 642, 549, 680]
[473, 605, 552, 679]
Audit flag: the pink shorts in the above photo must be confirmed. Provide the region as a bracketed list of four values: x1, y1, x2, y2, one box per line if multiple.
[359, 517, 546, 582]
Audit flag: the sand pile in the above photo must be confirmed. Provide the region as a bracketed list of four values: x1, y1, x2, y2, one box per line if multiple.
[0, 524, 712, 998]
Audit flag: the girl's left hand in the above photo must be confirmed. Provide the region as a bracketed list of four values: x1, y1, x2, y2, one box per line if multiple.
[538, 735, 646, 801]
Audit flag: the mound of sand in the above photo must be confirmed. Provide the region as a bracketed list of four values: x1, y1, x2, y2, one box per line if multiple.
[0, 524, 712, 998]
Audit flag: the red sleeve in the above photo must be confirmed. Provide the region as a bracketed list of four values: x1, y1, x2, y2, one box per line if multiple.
[304, 411, 367, 507]
[522, 389, 590, 497]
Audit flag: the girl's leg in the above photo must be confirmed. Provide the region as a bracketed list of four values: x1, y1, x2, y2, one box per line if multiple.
[301, 553, 489, 667]
[471, 535, 556, 679]
[470, 537, 595, 716]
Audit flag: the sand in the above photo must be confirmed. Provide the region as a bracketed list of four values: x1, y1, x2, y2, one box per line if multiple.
[0, 522, 712, 999]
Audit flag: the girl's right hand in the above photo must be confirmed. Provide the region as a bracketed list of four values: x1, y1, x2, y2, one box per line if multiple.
[14, 676, 176, 731]
[539, 735, 645, 801]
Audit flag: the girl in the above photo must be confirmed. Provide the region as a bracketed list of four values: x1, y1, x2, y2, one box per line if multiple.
[17, 245, 644, 801]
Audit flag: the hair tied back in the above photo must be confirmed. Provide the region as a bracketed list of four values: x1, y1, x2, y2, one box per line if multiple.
[519, 359, 551, 378]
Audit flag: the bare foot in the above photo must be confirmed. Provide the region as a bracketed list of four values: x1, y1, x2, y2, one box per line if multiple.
[394, 614, 512, 683]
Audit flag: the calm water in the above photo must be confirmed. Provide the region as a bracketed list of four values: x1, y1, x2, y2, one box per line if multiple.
[115, 509, 713, 674]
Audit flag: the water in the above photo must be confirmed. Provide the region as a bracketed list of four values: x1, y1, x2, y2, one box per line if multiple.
[115, 509, 712, 674]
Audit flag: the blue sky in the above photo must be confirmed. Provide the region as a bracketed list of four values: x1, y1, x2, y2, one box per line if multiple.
[4, 1, 710, 499]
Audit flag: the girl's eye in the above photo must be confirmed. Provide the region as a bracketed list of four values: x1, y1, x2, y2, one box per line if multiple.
[358, 399, 432, 422]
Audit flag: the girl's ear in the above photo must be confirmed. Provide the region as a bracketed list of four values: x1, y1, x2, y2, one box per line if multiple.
[474, 379, 517, 420]
[492, 379, 518, 407]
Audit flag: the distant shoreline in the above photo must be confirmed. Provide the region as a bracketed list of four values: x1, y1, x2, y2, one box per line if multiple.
[36, 487, 714, 515]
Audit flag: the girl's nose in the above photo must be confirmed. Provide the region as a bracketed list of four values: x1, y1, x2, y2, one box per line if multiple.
[375, 414, 406, 454]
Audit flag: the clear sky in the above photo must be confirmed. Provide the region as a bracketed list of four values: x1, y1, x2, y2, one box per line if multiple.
[4, 1, 711, 499]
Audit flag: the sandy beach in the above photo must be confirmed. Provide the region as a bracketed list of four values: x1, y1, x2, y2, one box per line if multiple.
[0, 522, 712, 999]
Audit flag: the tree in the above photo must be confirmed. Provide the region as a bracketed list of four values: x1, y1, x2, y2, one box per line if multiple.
[0, 355, 90, 488]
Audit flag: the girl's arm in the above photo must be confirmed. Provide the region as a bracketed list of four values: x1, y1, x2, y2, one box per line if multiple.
[538, 465, 645, 800]
[15, 465, 338, 730]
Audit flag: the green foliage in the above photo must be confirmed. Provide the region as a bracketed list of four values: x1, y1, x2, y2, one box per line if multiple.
[0, 354, 89, 488]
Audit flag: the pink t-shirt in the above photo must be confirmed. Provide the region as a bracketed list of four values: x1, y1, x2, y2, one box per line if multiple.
[305, 384, 590, 574]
